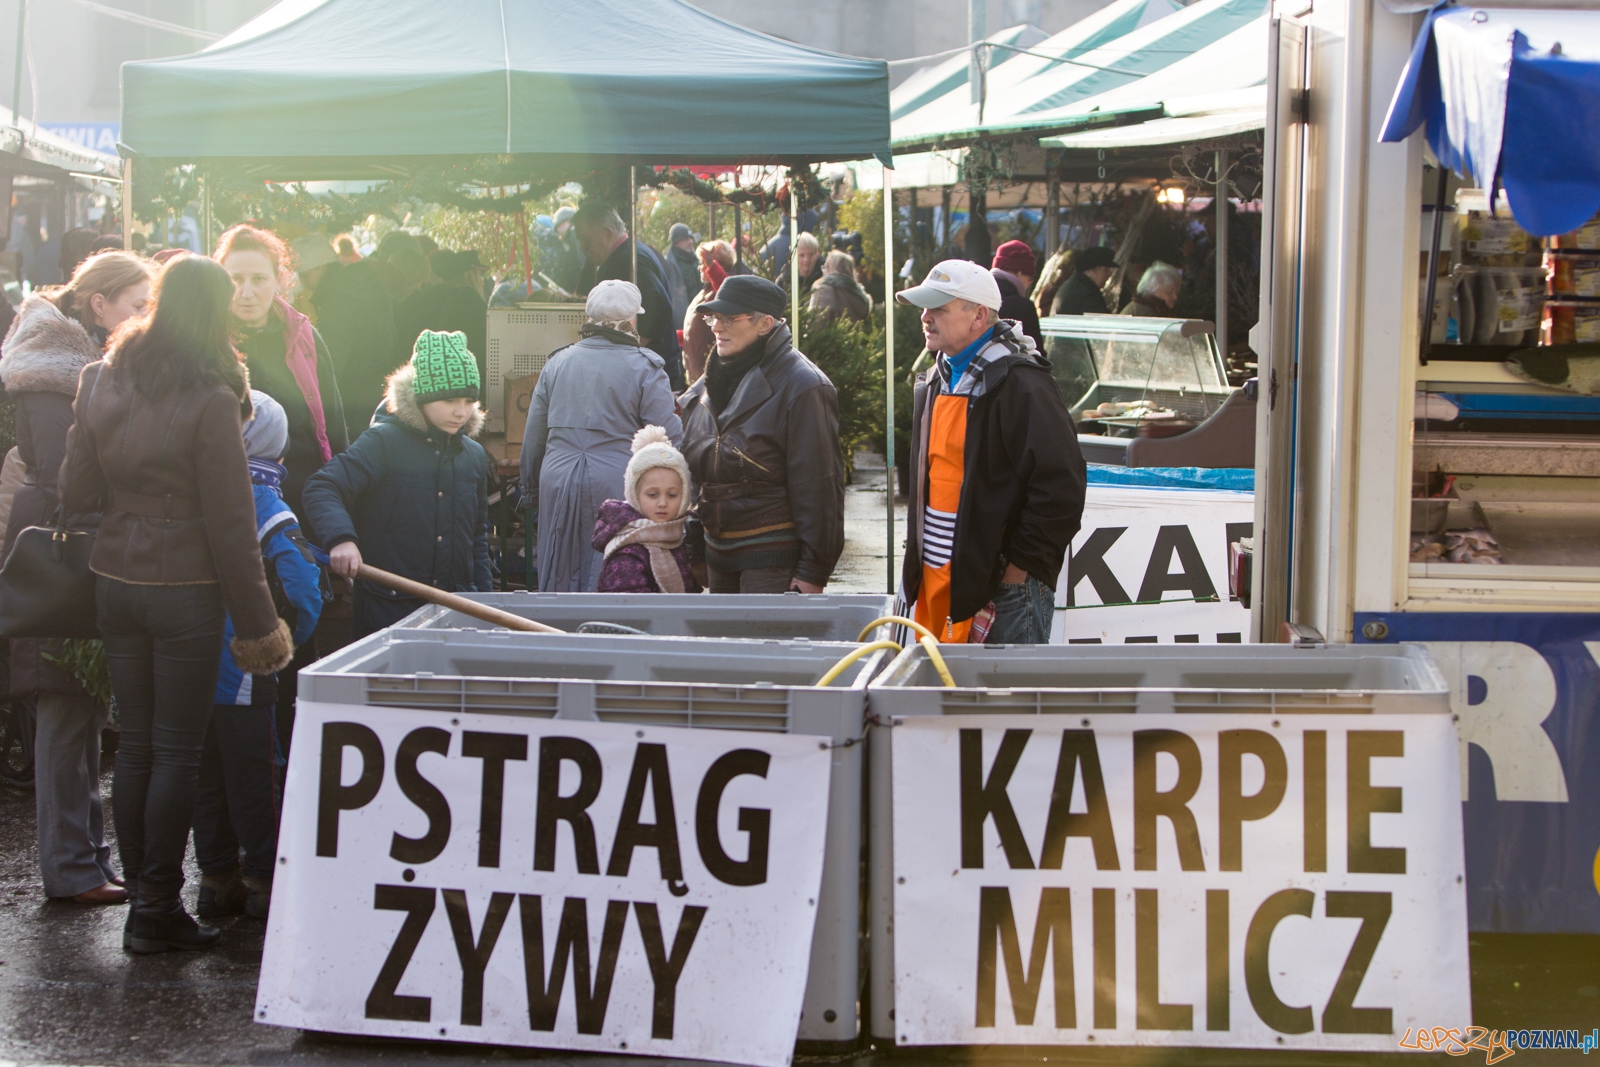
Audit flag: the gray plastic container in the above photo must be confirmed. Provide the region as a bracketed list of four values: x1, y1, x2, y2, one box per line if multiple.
[395, 591, 895, 642]
[863, 642, 1451, 1039]
[300, 629, 884, 1044]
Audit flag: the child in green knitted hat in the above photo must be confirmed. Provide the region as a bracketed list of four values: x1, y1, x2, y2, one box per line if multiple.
[303, 330, 493, 637]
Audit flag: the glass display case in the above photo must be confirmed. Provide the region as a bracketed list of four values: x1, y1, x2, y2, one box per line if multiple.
[1040, 314, 1233, 434]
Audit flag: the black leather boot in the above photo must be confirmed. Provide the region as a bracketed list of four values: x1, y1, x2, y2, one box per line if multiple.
[197, 869, 246, 919]
[126, 880, 221, 954]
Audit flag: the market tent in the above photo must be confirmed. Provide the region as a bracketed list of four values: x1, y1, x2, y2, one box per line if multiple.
[891, 0, 1179, 128]
[893, 0, 1266, 151]
[1379, 5, 1600, 235]
[891, 23, 1048, 121]
[1, 106, 121, 181]
[121, 0, 890, 176]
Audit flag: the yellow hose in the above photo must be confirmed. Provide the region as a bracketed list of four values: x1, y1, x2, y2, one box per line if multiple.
[918, 635, 958, 688]
[816, 640, 904, 687]
[857, 615, 939, 644]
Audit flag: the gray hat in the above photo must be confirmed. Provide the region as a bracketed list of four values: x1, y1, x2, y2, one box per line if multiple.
[244, 390, 289, 461]
[668, 223, 695, 245]
[586, 279, 646, 322]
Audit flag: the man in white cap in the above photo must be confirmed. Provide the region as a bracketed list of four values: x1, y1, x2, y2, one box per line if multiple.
[896, 259, 1086, 644]
[520, 279, 682, 591]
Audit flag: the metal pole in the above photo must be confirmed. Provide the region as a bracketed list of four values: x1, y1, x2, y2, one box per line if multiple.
[733, 203, 742, 268]
[10, 0, 25, 122]
[201, 173, 211, 254]
[883, 165, 896, 594]
[789, 179, 800, 332]
[1044, 149, 1060, 266]
[968, 0, 987, 105]
[121, 156, 133, 251]
[629, 165, 638, 286]
[1214, 148, 1229, 358]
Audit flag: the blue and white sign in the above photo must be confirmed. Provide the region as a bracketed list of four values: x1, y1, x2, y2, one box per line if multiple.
[38, 122, 120, 154]
[1354, 612, 1600, 934]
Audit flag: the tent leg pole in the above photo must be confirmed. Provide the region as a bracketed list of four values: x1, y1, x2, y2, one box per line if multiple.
[790, 179, 800, 335]
[629, 165, 638, 286]
[1215, 148, 1228, 361]
[734, 203, 742, 268]
[122, 157, 132, 251]
[201, 173, 211, 254]
[884, 164, 896, 596]
[1044, 149, 1059, 265]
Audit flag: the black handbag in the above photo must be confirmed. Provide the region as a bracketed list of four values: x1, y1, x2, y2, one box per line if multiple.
[0, 519, 98, 638]
[0, 369, 101, 639]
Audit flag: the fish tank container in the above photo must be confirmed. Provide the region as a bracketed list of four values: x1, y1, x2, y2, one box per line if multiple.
[1041, 314, 1232, 426]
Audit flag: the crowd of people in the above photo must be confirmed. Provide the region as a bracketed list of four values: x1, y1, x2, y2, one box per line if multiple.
[0, 192, 1147, 953]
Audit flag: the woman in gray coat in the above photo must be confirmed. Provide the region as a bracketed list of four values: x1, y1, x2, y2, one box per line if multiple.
[0, 250, 151, 905]
[521, 281, 682, 591]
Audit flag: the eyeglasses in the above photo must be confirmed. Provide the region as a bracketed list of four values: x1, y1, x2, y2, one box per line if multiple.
[702, 313, 753, 327]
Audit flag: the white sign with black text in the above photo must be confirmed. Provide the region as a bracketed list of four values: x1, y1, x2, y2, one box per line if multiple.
[891, 714, 1471, 1049]
[1055, 487, 1254, 645]
[257, 701, 833, 1067]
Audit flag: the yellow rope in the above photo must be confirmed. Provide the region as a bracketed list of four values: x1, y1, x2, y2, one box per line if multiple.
[857, 615, 939, 644]
[919, 635, 958, 688]
[815, 640, 904, 687]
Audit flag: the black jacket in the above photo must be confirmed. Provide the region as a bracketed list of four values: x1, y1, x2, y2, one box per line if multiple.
[236, 318, 349, 526]
[582, 238, 684, 391]
[1051, 271, 1111, 316]
[678, 323, 845, 587]
[395, 282, 488, 385]
[994, 272, 1043, 350]
[903, 321, 1087, 623]
[302, 363, 492, 637]
[313, 260, 398, 428]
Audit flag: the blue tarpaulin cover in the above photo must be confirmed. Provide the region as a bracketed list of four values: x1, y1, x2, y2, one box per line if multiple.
[1087, 464, 1255, 491]
[1379, 3, 1600, 236]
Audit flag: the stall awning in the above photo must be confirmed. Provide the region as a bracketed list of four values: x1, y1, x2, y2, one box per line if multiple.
[1379, 3, 1600, 236]
[121, 0, 890, 175]
[1, 106, 121, 181]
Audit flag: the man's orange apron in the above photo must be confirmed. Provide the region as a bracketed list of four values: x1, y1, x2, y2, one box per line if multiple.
[914, 394, 972, 643]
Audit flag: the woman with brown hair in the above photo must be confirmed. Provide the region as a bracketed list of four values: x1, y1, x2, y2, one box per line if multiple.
[60, 254, 293, 953]
[214, 225, 348, 526]
[0, 249, 151, 906]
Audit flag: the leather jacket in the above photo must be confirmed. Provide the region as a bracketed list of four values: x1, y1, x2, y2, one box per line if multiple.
[678, 323, 845, 586]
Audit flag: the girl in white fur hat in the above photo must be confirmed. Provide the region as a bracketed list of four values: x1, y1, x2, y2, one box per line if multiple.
[592, 426, 700, 593]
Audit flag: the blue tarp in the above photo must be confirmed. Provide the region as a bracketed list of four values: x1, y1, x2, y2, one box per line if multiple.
[1087, 464, 1255, 491]
[1379, 3, 1600, 236]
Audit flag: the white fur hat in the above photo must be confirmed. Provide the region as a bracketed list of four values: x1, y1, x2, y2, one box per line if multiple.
[624, 425, 692, 518]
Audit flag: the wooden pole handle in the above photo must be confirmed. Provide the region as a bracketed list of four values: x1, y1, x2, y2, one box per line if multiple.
[356, 564, 562, 633]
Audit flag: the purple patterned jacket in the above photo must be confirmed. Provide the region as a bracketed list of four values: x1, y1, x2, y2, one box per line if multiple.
[593, 499, 701, 593]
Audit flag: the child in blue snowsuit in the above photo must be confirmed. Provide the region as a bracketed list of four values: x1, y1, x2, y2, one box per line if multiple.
[192, 391, 324, 921]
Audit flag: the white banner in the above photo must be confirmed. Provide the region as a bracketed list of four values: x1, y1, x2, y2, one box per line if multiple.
[257, 701, 832, 1067]
[891, 714, 1471, 1050]
[1055, 487, 1254, 645]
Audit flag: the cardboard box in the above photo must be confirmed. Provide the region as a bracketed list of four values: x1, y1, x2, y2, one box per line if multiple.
[503, 373, 540, 446]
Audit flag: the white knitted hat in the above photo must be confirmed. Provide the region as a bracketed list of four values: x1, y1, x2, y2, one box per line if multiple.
[624, 425, 692, 519]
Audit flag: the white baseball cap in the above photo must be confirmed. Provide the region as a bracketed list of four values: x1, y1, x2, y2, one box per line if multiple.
[896, 258, 1002, 311]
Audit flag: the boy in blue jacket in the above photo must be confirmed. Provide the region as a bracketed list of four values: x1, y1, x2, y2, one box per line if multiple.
[304, 330, 492, 638]
[193, 392, 325, 920]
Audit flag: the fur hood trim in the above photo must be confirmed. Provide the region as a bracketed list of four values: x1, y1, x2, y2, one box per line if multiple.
[382, 363, 485, 439]
[0, 295, 101, 396]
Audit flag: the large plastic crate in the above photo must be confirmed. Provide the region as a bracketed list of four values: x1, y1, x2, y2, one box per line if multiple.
[863, 642, 1452, 1039]
[395, 591, 895, 642]
[299, 629, 885, 1044]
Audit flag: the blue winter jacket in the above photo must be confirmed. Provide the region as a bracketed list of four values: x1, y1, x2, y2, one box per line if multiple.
[214, 483, 324, 706]
[301, 364, 492, 637]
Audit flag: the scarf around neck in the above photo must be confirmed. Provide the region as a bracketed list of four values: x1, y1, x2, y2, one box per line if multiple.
[265, 297, 332, 463]
[248, 458, 286, 493]
[705, 337, 766, 414]
[603, 516, 688, 594]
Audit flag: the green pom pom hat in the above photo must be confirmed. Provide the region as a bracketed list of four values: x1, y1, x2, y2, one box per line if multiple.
[410, 330, 480, 403]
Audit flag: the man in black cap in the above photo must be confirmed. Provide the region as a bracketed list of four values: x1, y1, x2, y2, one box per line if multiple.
[678, 275, 845, 594]
[1050, 245, 1118, 316]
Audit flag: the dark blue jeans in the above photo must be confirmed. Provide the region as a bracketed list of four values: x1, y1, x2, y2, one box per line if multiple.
[985, 574, 1055, 645]
[99, 577, 225, 890]
[193, 704, 281, 880]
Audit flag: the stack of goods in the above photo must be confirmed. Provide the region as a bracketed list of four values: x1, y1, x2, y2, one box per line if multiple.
[1543, 211, 1600, 344]
[1444, 192, 1545, 346]
[1409, 528, 1502, 564]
